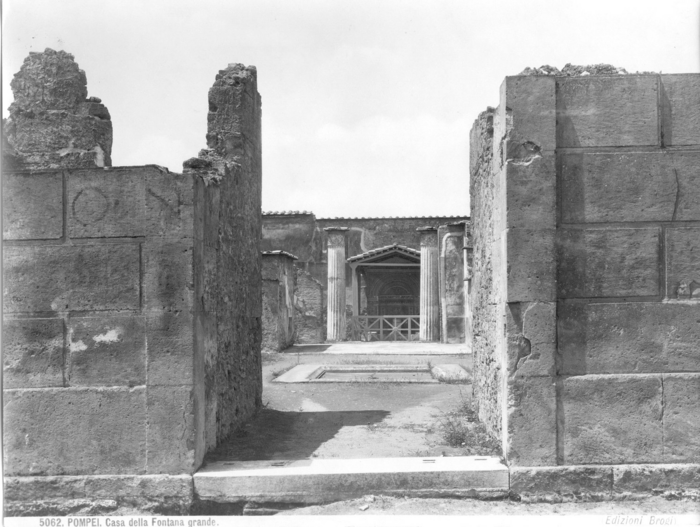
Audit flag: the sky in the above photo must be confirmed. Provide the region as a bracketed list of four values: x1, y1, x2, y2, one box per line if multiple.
[3, 0, 699, 218]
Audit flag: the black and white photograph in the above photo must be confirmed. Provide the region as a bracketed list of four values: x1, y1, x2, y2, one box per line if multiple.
[2, 0, 699, 523]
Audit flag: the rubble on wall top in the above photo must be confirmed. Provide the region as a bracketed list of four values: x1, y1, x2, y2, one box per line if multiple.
[3, 48, 113, 170]
[518, 63, 659, 76]
[262, 250, 299, 260]
[204, 62, 259, 163]
[10, 48, 88, 112]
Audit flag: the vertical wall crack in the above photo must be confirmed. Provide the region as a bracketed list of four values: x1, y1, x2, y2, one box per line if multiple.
[555, 377, 564, 466]
[671, 167, 681, 221]
[660, 375, 665, 459]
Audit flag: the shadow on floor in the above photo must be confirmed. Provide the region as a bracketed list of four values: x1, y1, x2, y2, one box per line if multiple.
[281, 344, 332, 353]
[206, 409, 390, 462]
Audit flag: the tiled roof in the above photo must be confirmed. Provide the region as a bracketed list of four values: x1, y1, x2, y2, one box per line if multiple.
[319, 215, 469, 220]
[262, 250, 299, 260]
[261, 210, 470, 220]
[262, 211, 314, 216]
[347, 243, 421, 263]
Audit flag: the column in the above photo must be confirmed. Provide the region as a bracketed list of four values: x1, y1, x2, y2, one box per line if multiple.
[325, 227, 348, 342]
[418, 226, 439, 341]
[350, 263, 359, 316]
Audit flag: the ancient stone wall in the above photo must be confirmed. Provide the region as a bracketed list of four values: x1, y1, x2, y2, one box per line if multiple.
[3, 53, 263, 488]
[261, 252, 297, 352]
[186, 63, 263, 448]
[469, 107, 503, 438]
[470, 72, 700, 469]
[262, 213, 319, 264]
[3, 165, 200, 476]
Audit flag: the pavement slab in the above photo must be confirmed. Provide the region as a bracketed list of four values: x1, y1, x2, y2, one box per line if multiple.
[206, 350, 476, 462]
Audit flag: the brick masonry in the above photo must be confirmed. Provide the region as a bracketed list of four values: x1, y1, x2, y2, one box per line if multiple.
[470, 73, 700, 469]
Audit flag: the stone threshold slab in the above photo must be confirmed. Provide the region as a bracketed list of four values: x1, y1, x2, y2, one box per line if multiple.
[274, 363, 469, 383]
[194, 456, 508, 504]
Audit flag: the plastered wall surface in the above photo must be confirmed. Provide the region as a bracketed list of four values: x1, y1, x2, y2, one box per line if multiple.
[470, 73, 700, 467]
[262, 253, 297, 351]
[438, 223, 467, 343]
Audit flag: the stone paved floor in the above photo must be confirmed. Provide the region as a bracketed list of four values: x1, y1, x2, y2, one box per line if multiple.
[206, 344, 477, 462]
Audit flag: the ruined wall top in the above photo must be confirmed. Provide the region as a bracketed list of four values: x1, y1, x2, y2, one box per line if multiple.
[10, 49, 89, 112]
[184, 63, 261, 173]
[517, 63, 656, 76]
[3, 48, 112, 170]
[206, 64, 260, 161]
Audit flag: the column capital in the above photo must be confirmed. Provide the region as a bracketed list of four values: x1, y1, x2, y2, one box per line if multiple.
[417, 226, 438, 247]
[446, 221, 466, 234]
[325, 227, 348, 248]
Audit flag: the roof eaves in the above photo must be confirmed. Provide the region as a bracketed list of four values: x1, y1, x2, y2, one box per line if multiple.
[347, 243, 420, 263]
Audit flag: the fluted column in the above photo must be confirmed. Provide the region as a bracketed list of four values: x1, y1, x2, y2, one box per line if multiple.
[325, 227, 348, 342]
[418, 226, 440, 342]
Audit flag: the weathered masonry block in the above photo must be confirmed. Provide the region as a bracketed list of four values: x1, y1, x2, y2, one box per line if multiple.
[3, 166, 199, 478]
[470, 71, 700, 488]
[3, 50, 263, 511]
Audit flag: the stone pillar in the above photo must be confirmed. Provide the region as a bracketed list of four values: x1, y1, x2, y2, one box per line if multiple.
[418, 227, 439, 342]
[440, 222, 466, 343]
[325, 227, 348, 342]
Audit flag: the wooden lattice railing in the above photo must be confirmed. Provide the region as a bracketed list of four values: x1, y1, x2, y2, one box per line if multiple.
[348, 315, 420, 341]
